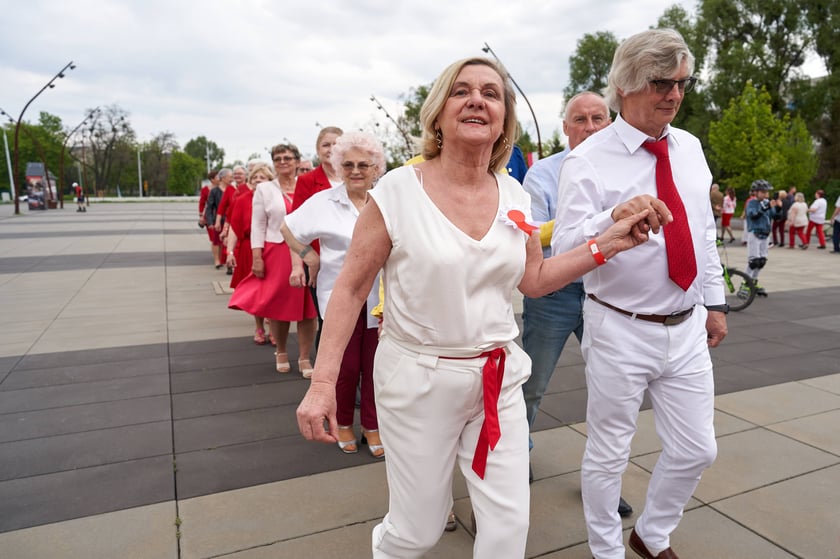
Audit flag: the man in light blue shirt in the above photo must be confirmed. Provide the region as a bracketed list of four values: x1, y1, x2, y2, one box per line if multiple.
[520, 91, 632, 516]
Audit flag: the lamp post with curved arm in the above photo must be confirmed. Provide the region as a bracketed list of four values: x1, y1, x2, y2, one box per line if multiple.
[1, 107, 55, 210]
[370, 94, 413, 155]
[481, 43, 542, 159]
[11, 61, 76, 214]
[59, 107, 100, 209]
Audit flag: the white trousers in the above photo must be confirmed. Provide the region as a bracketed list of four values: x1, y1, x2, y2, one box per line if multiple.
[580, 299, 717, 559]
[370, 336, 531, 559]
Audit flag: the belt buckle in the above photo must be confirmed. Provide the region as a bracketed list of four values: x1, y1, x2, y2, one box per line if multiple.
[663, 308, 690, 326]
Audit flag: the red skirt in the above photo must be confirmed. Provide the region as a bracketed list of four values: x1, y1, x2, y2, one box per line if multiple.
[228, 241, 317, 321]
[230, 238, 251, 289]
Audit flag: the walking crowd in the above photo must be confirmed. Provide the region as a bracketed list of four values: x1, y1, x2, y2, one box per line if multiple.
[195, 28, 837, 559]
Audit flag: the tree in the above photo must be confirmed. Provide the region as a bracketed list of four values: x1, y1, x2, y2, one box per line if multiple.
[80, 104, 134, 195]
[708, 82, 817, 194]
[167, 151, 205, 195]
[184, 136, 225, 172]
[698, 0, 812, 115]
[656, 6, 712, 140]
[563, 31, 618, 100]
[140, 131, 179, 196]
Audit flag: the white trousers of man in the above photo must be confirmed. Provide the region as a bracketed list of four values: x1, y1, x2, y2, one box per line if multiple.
[580, 299, 717, 559]
[371, 335, 530, 559]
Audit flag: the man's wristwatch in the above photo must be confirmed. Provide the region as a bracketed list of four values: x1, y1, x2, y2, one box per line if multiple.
[705, 304, 730, 314]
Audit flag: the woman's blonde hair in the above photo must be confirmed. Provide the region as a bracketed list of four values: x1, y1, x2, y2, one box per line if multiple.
[248, 161, 275, 184]
[418, 57, 518, 173]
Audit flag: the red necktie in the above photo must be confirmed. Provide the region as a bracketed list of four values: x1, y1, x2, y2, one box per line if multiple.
[642, 138, 697, 291]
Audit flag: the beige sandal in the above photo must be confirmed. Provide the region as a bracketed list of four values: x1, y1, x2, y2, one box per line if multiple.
[274, 352, 290, 373]
[298, 359, 314, 379]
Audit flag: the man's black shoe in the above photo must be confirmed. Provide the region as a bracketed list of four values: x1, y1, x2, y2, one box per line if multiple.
[618, 496, 633, 517]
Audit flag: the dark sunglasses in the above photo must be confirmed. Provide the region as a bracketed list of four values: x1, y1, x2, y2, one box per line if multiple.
[649, 76, 698, 94]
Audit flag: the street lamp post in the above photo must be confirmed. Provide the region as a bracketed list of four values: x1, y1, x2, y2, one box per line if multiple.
[11, 61, 76, 215]
[370, 94, 413, 154]
[137, 146, 143, 197]
[1, 107, 54, 209]
[481, 43, 542, 159]
[59, 107, 100, 209]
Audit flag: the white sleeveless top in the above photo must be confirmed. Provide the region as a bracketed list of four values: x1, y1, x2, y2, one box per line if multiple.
[369, 165, 532, 353]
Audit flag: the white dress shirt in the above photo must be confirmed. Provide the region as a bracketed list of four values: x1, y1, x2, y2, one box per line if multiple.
[283, 185, 380, 329]
[552, 115, 725, 312]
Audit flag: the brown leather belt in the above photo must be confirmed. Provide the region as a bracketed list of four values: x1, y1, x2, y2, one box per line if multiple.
[588, 294, 694, 326]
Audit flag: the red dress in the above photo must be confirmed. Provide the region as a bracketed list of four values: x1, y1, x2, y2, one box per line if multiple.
[228, 187, 254, 288]
[228, 189, 317, 322]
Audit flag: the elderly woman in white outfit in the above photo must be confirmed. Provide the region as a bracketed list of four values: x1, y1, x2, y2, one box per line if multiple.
[282, 131, 386, 458]
[295, 57, 658, 558]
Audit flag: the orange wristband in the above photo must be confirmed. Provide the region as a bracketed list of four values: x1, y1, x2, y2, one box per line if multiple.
[588, 239, 607, 265]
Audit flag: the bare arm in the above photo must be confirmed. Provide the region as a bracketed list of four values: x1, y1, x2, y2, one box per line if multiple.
[519, 209, 653, 297]
[296, 200, 391, 443]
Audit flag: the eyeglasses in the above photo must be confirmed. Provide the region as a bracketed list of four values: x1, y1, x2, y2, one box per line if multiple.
[273, 155, 296, 163]
[648, 76, 698, 94]
[341, 161, 374, 172]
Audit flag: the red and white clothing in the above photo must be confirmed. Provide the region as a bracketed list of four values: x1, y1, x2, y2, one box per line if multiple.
[367, 165, 531, 558]
[285, 185, 381, 430]
[722, 193, 736, 227]
[228, 180, 316, 321]
[554, 116, 722, 559]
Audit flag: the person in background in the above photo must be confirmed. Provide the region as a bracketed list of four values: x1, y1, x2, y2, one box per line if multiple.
[519, 90, 632, 518]
[505, 144, 528, 183]
[553, 29, 727, 559]
[297, 159, 314, 176]
[73, 182, 86, 212]
[199, 170, 219, 261]
[228, 145, 318, 375]
[771, 189, 790, 247]
[283, 131, 386, 458]
[710, 183, 723, 238]
[295, 56, 653, 559]
[226, 162, 274, 342]
[720, 186, 737, 243]
[292, 126, 344, 351]
[805, 189, 828, 249]
[205, 169, 230, 269]
[831, 194, 840, 253]
[743, 179, 778, 296]
[787, 192, 810, 248]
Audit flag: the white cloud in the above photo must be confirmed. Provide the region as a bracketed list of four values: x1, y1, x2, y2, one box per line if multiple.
[1, 0, 701, 162]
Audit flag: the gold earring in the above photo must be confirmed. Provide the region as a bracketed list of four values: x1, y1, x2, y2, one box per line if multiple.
[436, 130, 443, 150]
[502, 137, 511, 150]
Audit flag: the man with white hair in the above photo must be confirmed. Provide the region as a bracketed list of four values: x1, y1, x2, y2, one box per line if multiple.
[520, 90, 632, 518]
[553, 29, 727, 559]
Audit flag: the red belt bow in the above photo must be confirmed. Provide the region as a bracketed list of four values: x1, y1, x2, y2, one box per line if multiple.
[468, 347, 506, 479]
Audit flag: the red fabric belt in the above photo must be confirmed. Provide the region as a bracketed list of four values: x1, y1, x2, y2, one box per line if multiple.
[441, 347, 506, 480]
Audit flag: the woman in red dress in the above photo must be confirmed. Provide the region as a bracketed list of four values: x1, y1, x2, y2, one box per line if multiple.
[228, 145, 317, 376]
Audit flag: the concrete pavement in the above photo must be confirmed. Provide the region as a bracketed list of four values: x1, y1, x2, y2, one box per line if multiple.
[0, 201, 838, 558]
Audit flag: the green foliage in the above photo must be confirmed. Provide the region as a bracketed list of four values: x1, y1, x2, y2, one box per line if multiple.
[709, 82, 816, 193]
[563, 31, 618, 100]
[167, 151, 205, 195]
[699, 0, 811, 115]
[184, 136, 225, 172]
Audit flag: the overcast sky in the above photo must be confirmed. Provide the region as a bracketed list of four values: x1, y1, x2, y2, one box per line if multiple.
[0, 0, 768, 164]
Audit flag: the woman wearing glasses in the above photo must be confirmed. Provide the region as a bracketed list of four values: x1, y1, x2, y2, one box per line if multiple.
[229, 143, 317, 377]
[282, 132, 386, 458]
